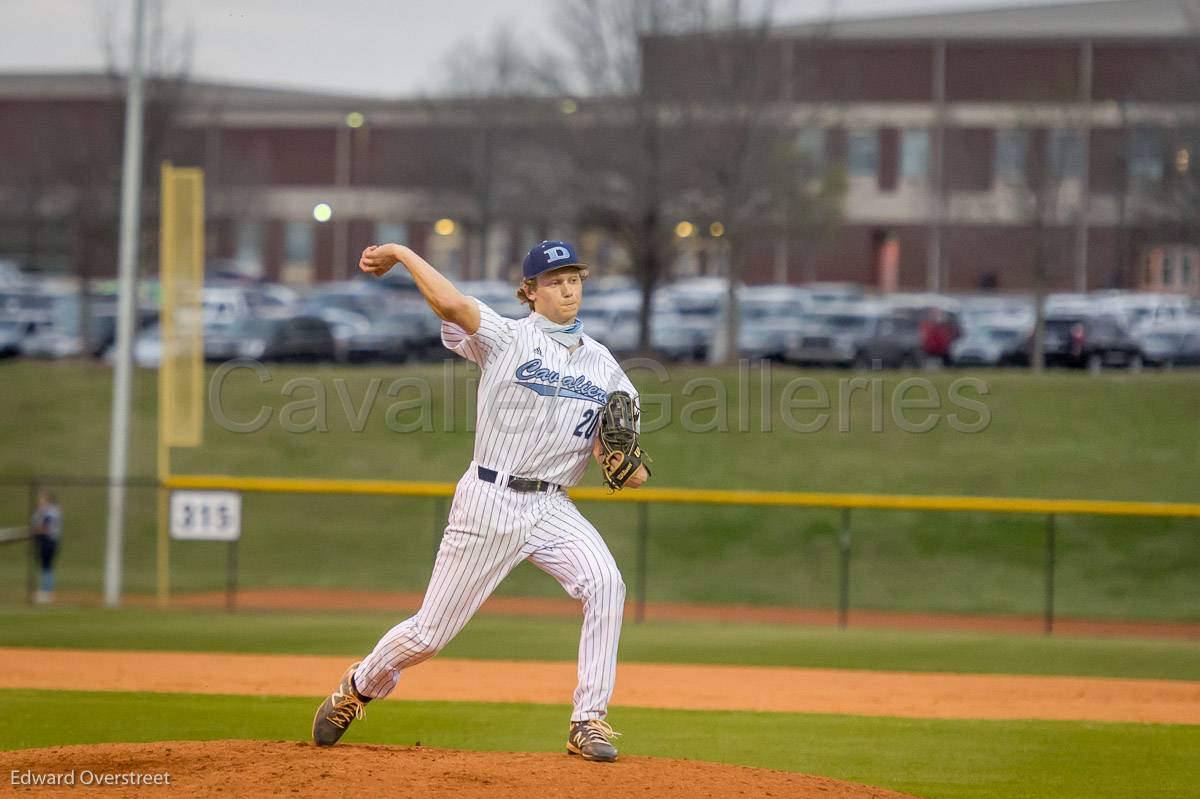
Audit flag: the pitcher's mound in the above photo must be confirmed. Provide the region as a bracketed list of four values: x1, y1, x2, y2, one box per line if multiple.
[7, 740, 919, 798]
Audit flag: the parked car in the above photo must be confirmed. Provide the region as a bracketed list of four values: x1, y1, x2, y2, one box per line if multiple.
[1023, 313, 1143, 370]
[313, 308, 371, 362]
[131, 323, 163, 368]
[959, 294, 1034, 331]
[738, 286, 808, 361]
[301, 281, 390, 322]
[19, 298, 118, 359]
[103, 322, 165, 368]
[346, 311, 429, 363]
[1136, 324, 1200, 368]
[202, 285, 255, 326]
[786, 305, 921, 368]
[231, 315, 337, 362]
[456, 280, 528, 320]
[204, 318, 248, 361]
[580, 304, 639, 357]
[651, 312, 710, 362]
[1099, 292, 1196, 332]
[586, 275, 638, 298]
[1043, 292, 1098, 316]
[803, 282, 868, 307]
[0, 318, 36, 357]
[917, 309, 963, 364]
[950, 325, 1026, 366]
[0, 259, 25, 287]
[885, 295, 964, 364]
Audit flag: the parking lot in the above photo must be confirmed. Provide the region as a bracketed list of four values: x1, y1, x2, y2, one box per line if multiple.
[2, 266, 1198, 371]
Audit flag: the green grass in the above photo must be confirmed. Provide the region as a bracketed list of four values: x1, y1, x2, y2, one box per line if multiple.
[3, 361, 1198, 498]
[4, 608, 1200, 680]
[1, 361, 1198, 619]
[4, 690, 1198, 799]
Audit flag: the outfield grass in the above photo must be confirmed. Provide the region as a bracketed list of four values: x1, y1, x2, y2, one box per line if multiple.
[4, 608, 1199, 680]
[1, 361, 1197, 619]
[4, 690, 1197, 799]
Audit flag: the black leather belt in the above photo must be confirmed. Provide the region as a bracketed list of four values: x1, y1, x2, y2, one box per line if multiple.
[477, 466, 561, 493]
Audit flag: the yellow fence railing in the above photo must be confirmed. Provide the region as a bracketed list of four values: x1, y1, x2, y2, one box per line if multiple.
[164, 473, 1200, 518]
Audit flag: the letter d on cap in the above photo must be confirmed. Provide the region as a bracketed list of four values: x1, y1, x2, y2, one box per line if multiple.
[544, 246, 570, 262]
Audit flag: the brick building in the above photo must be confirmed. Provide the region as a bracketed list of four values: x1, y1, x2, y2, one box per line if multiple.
[1, 0, 1199, 293]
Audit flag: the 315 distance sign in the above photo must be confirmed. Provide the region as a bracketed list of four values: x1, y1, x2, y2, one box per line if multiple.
[169, 491, 242, 541]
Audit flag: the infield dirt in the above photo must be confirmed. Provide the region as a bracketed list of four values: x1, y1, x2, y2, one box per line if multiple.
[5, 740, 920, 798]
[4, 647, 1198, 723]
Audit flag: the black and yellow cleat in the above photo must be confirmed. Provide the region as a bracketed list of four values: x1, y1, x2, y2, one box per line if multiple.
[312, 662, 370, 747]
[566, 719, 620, 763]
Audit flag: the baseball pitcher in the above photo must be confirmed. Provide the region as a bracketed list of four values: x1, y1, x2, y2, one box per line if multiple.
[312, 240, 651, 762]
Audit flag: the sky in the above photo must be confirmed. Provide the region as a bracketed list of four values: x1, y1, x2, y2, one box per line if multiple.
[1, 0, 1065, 98]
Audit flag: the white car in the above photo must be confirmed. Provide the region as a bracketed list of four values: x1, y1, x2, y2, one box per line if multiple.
[202, 286, 254, 326]
[1099, 292, 1197, 333]
[950, 325, 1027, 366]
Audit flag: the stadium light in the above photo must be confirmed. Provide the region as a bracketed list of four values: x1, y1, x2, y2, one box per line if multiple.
[345, 111, 365, 129]
[313, 203, 333, 223]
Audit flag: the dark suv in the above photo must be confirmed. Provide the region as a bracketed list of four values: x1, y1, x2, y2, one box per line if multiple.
[1032, 314, 1143, 370]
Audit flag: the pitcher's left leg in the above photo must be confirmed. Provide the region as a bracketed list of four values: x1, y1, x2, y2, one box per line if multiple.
[526, 496, 625, 722]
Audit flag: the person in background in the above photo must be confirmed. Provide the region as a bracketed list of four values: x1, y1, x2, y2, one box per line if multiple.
[30, 489, 62, 604]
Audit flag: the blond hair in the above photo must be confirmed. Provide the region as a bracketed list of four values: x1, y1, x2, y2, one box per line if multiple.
[515, 266, 590, 309]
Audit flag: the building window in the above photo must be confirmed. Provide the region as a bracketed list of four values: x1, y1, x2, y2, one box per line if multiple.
[375, 222, 408, 245]
[1128, 130, 1163, 181]
[900, 129, 930, 180]
[284, 221, 313, 264]
[235, 221, 263, 276]
[795, 128, 824, 166]
[994, 130, 1028, 183]
[848, 130, 879, 178]
[1047, 130, 1083, 179]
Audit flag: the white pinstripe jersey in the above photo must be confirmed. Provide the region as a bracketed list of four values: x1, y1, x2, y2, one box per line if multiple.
[442, 299, 638, 487]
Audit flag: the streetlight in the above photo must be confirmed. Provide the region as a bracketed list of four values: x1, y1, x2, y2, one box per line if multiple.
[313, 203, 333, 223]
[674, 220, 695, 238]
[434, 218, 457, 236]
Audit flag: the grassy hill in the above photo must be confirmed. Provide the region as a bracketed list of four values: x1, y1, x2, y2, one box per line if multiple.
[1, 360, 1197, 619]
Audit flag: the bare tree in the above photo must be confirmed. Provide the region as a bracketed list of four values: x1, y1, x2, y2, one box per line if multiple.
[551, 0, 715, 353]
[551, 1, 846, 359]
[770, 135, 847, 283]
[46, 0, 195, 353]
[438, 25, 566, 280]
[668, 5, 845, 362]
[1020, 128, 1076, 372]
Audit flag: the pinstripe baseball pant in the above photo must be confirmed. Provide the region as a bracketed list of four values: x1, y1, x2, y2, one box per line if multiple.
[354, 464, 625, 721]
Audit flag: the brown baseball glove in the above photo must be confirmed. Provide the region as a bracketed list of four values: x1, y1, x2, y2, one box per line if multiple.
[597, 391, 650, 490]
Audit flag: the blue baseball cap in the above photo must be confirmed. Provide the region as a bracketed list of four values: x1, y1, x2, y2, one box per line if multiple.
[522, 240, 586, 280]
